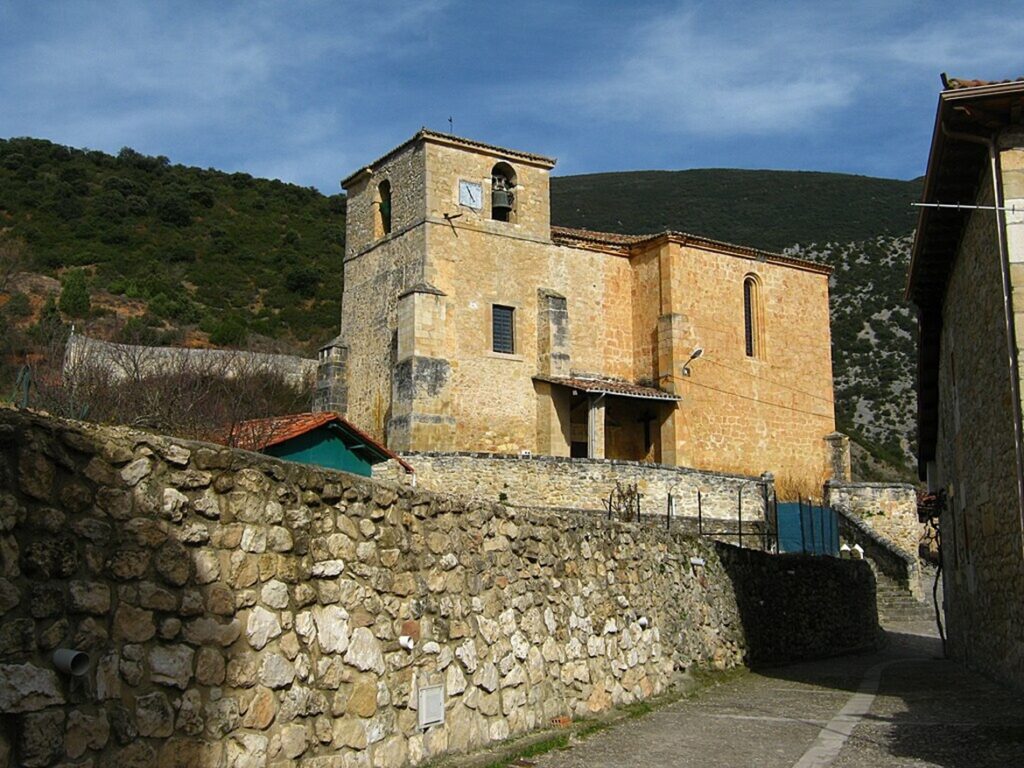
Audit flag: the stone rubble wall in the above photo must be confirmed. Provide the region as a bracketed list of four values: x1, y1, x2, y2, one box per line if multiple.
[0, 408, 876, 768]
[835, 509, 923, 601]
[825, 481, 922, 560]
[63, 334, 318, 390]
[933, 158, 1024, 691]
[376, 452, 769, 524]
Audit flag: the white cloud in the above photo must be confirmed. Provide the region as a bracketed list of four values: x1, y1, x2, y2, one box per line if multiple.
[881, 15, 1024, 74]
[1, 0, 1020, 187]
[542, 6, 862, 136]
[0, 1, 451, 185]
[512, 2, 1023, 139]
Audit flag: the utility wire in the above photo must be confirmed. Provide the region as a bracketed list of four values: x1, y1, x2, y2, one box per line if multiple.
[665, 374, 835, 419]
[697, 357, 837, 405]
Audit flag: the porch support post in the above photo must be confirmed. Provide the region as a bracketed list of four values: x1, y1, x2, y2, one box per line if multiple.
[587, 393, 606, 459]
[536, 381, 570, 456]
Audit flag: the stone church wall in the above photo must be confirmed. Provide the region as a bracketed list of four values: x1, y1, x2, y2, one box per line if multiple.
[0, 408, 877, 767]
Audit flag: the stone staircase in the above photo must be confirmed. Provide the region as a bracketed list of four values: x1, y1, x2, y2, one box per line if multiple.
[876, 566, 942, 625]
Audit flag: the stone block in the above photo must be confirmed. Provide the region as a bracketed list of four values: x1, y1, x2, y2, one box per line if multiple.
[19, 710, 64, 767]
[0, 664, 64, 713]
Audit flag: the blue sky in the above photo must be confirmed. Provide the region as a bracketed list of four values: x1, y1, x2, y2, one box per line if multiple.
[1, 1, 1021, 192]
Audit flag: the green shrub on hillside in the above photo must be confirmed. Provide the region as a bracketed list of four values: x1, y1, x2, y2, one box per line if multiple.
[551, 170, 920, 250]
[58, 269, 91, 317]
[0, 137, 345, 352]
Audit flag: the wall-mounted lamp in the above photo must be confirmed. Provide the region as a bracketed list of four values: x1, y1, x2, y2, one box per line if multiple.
[53, 649, 89, 676]
[681, 347, 704, 377]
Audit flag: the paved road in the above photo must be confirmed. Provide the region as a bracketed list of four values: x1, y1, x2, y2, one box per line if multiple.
[532, 622, 1024, 767]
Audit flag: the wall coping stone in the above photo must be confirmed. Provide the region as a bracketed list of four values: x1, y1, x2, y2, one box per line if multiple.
[400, 451, 765, 482]
[826, 480, 918, 492]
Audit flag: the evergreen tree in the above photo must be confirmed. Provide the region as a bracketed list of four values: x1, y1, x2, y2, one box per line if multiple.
[58, 269, 91, 317]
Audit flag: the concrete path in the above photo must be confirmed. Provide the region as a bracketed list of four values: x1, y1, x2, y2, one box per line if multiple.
[532, 621, 1024, 767]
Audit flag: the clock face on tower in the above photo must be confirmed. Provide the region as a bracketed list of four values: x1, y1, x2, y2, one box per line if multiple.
[458, 179, 483, 210]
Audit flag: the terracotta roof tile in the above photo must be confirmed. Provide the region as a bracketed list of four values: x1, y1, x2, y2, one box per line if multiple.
[343, 129, 556, 187]
[944, 75, 1024, 90]
[550, 226, 831, 274]
[534, 375, 680, 401]
[217, 412, 414, 473]
[550, 226, 649, 247]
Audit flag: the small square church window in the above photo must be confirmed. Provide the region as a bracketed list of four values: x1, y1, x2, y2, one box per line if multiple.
[492, 305, 515, 354]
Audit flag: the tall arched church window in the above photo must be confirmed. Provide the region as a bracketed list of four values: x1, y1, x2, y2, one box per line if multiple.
[743, 275, 763, 358]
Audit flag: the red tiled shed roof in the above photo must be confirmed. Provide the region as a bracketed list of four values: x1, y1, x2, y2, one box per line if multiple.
[220, 412, 414, 473]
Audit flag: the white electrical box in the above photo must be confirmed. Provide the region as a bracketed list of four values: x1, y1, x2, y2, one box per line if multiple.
[418, 684, 445, 729]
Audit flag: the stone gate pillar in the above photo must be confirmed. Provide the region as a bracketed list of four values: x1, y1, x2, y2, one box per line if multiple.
[825, 431, 852, 482]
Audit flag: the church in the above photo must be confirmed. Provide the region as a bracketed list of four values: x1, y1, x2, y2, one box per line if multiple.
[316, 130, 837, 489]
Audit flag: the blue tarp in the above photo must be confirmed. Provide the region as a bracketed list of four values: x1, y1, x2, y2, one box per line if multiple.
[776, 502, 839, 555]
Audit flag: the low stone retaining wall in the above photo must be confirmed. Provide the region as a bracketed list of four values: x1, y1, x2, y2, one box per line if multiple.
[0, 408, 876, 767]
[377, 452, 770, 523]
[718, 546, 879, 665]
[825, 481, 921, 560]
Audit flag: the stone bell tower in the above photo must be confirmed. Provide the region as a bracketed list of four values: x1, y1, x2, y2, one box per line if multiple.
[331, 129, 556, 450]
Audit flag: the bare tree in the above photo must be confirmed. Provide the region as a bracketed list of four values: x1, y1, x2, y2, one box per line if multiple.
[24, 325, 314, 441]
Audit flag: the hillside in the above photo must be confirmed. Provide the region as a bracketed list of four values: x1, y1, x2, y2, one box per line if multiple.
[0, 138, 919, 477]
[788, 236, 916, 479]
[0, 137, 345, 350]
[552, 169, 921, 251]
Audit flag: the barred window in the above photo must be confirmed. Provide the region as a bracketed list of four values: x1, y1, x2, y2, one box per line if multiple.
[492, 305, 515, 354]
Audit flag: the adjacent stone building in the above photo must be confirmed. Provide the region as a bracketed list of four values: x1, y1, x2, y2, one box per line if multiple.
[908, 74, 1024, 690]
[319, 130, 837, 491]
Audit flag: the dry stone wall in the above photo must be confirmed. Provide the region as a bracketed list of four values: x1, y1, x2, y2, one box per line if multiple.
[0, 408, 876, 767]
[375, 452, 769, 523]
[825, 482, 921, 560]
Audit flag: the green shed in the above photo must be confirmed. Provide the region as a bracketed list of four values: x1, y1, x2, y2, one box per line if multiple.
[228, 412, 413, 477]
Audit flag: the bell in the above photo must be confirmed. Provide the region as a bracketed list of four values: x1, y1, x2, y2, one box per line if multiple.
[491, 189, 512, 215]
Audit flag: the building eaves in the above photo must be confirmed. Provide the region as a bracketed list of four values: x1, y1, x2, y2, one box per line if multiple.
[908, 75, 1024, 307]
[342, 129, 557, 189]
[550, 226, 831, 274]
[943, 74, 1024, 91]
[534, 374, 680, 401]
[907, 74, 1024, 475]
